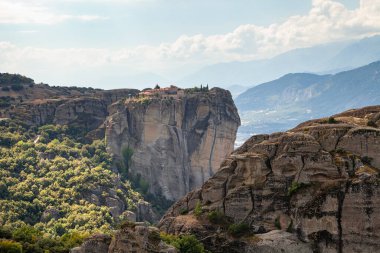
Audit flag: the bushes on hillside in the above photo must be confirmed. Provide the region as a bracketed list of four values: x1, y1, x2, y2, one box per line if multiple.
[0, 240, 22, 253]
[207, 210, 226, 224]
[10, 84, 24, 91]
[228, 223, 250, 237]
[0, 73, 33, 86]
[160, 233, 207, 253]
[0, 120, 144, 248]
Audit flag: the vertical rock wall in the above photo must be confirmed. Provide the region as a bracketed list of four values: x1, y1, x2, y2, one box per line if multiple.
[105, 88, 240, 200]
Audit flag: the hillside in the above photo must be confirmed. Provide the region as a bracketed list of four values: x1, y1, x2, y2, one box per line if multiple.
[0, 120, 148, 252]
[158, 105, 380, 253]
[235, 61, 380, 142]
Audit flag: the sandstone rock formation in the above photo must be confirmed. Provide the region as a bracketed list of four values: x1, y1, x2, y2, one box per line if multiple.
[0, 81, 139, 135]
[105, 88, 240, 200]
[71, 223, 177, 253]
[159, 106, 380, 253]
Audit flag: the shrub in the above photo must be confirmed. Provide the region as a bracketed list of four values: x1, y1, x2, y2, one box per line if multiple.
[228, 223, 250, 237]
[367, 120, 378, 128]
[1, 86, 10, 91]
[328, 117, 337, 124]
[179, 208, 189, 215]
[175, 235, 206, 253]
[0, 226, 12, 239]
[0, 97, 12, 108]
[287, 181, 308, 196]
[207, 210, 225, 224]
[335, 148, 346, 154]
[160, 233, 206, 253]
[121, 146, 133, 176]
[361, 156, 373, 165]
[274, 217, 281, 230]
[10, 84, 23, 91]
[12, 225, 41, 244]
[0, 240, 22, 253]
[60, 231, 89, 249]
[286, 219, 293, 233]
[138, 177, 150, 194]
[194, 201, 202, 218]
[148, 230, 161, 242]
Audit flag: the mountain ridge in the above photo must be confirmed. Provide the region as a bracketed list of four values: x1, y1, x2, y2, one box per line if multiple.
[178, 35, 380, 89]
[235, 60, 380, 141]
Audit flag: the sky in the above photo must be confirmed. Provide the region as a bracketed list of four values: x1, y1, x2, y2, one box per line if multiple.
[0, 0, 379, 89]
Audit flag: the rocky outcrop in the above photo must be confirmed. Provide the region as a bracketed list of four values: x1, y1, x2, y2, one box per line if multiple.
[71, 234, 112, 253]
[0, 80, 139, 135]
[105, 88, 240, 200]
[71, 223, 177, 253]
[159, 106, 380, 253]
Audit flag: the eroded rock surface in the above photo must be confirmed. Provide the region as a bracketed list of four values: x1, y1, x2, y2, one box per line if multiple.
[159, 106, 380, 253]
[0, 81, 139, 136]
[71, 223, 177, 253]
[106, 88, 240, 200]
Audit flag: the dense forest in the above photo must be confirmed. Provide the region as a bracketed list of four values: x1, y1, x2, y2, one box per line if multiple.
[0, 119, 145, 252]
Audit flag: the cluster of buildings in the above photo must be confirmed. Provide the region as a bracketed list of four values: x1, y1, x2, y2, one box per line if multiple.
[138, 86, 185, 99]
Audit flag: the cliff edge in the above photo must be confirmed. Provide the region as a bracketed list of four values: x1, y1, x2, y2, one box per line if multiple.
[105, 87, 241, 200]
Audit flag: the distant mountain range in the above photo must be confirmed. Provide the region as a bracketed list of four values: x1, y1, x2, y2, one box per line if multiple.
[234, 60, 380, 145]
[178, 35, 380, 93]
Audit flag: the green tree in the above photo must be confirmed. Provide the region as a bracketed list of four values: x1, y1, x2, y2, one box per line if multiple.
[12, 225, 41, 244]
[175, 235, 206, 253]
[121, 146, 134, 176]
[161, 233, 206, 253]
[194, 201, 202, 218]
[0, 240, 23, 253]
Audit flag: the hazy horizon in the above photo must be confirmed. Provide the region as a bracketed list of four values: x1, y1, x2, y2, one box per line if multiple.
[1, 0, 379, 89]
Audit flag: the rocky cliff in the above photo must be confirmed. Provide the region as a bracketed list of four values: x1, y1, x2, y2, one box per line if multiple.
[105, 88, 240, 200]
[0, 79, 139, 136]
[159, 105, 380, 253]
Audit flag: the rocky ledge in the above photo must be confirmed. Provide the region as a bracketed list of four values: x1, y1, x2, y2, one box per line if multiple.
[158, 105, 380, 253]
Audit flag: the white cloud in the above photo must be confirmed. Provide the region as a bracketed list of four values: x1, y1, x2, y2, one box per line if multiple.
[0, 0, 380, 84]
[0, 0, 106, 24]
[146, 0, 380, 63]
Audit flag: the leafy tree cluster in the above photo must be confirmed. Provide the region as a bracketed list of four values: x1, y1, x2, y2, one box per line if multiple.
[0, 225, 88, 253]
[0, 120, 144, 252]
[0, 96, 15, 108]
[185, 85, 209, 94]
[160, 233, 208, 253]
[0, 73, 33, 86]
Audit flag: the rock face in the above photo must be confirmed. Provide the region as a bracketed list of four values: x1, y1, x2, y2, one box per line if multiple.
[0, 80, 139, 135]
[159, 106, 380, 253]
[105, 88, 240, 200]
[71, 223, 177, 253]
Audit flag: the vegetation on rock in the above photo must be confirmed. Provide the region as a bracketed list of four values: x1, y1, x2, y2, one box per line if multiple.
[228, 223, 250, 237]
[194, 201, 203, 218]
[207, 210, 226, 224]
[160, 233, 207, 253]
